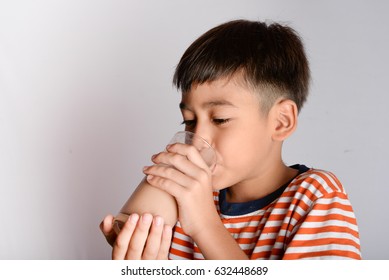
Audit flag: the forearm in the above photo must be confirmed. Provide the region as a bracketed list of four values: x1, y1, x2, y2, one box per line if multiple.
[191, 212, 248, 260]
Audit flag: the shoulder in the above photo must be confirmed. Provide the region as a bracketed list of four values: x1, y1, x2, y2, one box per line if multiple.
[287, 167, 347, 201]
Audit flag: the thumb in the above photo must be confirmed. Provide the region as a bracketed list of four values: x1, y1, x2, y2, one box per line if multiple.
[100, 214, 117, 246]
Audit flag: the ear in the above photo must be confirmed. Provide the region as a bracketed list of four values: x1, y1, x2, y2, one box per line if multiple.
[271, 99, 298, 141]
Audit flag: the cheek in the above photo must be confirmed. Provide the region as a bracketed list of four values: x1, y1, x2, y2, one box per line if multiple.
[214, 127, 270, 172]
[212, 143, 255, 190]
[214, 131, 259, 173]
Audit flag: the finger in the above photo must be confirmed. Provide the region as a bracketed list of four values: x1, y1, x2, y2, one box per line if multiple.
[167, 143, 211, 170]
[112, 213, 139, 259]
[157, 224, 173, 260]
[145, 172, 189, 199]
[152, 143, 210, 173]
[151, 151, 199, 176]
[125, 213, 153, 259]
[144, 164, 195, 189]
[150, 151, 209, 179]
[100, 214, 117, 247]
[141, 216, 164, 260]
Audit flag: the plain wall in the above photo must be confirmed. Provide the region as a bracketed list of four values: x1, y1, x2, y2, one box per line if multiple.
[0, 0, 388, 259]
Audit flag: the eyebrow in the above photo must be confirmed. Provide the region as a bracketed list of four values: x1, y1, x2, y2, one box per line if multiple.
[179, 100, 237, 111]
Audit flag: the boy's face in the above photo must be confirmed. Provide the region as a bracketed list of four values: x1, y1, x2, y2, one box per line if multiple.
[180, 78, 276, 190]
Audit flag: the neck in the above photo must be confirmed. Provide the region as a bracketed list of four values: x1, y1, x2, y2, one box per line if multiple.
[226, 161, 298, 203]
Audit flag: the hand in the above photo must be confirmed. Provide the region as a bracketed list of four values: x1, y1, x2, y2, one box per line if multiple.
[110, 213, 172, 260]
[100, 214, 118, 247]
[143, 145, 249, 259]
[143, 143, 219, 238]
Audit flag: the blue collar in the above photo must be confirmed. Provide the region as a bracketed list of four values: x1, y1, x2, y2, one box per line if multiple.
[219, 164, 309, 216]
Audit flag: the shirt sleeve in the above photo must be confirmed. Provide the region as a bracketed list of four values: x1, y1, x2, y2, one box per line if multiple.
[283, 188, 361, 259]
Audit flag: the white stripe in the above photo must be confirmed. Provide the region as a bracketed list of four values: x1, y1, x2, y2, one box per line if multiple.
[170, 243, 193, 254]
[297, 255, 357, 260]
[251, 245, 273, 254]
[223, 220, 261, 229]
[302, 219, 359, 232]
[252, 242, 285, 254]
[309, 207, 356, 218]
[286, 243, 360, 256]
[262, 220, 283, 228]
[256, 232, 279, 240]
[173, 231, 192, 242]
[317, 196, 351, 206]
[238, 243, 256, 250]
[169, 254, 188, 260]
[231, 231, 259, 239]
[276, 196, 294, 203]
[193, 252, 204, 260]
[293, 231, 360, 245]
[268, 207, 289, 215]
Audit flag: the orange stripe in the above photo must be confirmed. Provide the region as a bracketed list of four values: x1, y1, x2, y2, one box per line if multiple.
[283, 249, 361, 259]
[289, 237, 361, 250]
[296, 228, 359, 241]
[304, 213, 358, 225]
[169, 247, 193, 259]
[251, 248, 283, 259]
[172, 236, 193, 248]
[313, 201, 354, 212]
[174, 226, 188, 235]
[260, 226, 282, 234]
[252, 238, 278, 247]
[194, 247, 202, 253]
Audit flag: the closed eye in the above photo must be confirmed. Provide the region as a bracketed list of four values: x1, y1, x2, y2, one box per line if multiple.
[213, 118, 230, 125]
[181, 119, 196, 128]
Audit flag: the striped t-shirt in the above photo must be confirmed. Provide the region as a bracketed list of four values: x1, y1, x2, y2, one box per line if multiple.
[168, 164, 361, 259]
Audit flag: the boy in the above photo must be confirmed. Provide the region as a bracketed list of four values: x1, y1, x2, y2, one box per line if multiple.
[100, 19, 361, 259]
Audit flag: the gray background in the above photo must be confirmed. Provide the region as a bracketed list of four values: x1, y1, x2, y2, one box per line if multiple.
[0, 0, 387, 259]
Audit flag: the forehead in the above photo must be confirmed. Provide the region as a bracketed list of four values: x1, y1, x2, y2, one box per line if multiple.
[180, 78, 260, 111]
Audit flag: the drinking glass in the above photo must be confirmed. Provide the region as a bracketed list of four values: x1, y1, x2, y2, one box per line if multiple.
[113, 131, 216, 233]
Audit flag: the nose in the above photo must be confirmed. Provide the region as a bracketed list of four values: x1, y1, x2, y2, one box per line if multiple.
[193, 123, 213, 146]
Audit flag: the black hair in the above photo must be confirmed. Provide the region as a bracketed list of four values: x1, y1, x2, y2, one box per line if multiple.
[173, 19, 310, 113]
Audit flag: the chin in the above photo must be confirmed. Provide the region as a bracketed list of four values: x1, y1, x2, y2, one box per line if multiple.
[211, 174, 231, 191]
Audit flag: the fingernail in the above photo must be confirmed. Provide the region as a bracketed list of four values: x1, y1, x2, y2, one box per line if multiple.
[166, 144, 172, 150]
[147, 175, 154, 180]
[129, 214, 139, 224]
[151, 154, 157, 160]
[142, 213, 152, 224]
[143, 166, 149, 171]
[155, 216, 163, 226]
[164, 224, 172, 232]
